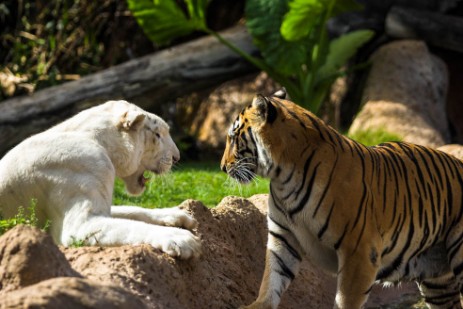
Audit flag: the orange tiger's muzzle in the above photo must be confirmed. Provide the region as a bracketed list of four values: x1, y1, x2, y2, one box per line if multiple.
[220, 136, 234, 173]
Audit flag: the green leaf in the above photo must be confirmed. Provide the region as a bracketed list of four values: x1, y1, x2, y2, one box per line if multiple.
[332, 0, 363, 16]
[281, 0, 363, 42]
[185, 0, 208, 20]
[127, 0, 207, 46]
[280, 0, 324, 41]
[317, 29, 374, 81]
[246, 0, 309, 76]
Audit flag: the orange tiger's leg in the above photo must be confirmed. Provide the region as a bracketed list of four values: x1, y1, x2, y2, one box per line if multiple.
[334, 247, 379, 309]
[444, 229, 463, 308]
[417, 273, 461, 309]
[241, 227, 303, 309]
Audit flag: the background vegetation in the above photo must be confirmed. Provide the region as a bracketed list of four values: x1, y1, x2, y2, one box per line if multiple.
[0, 0, 154, 100]
[128, 0, 374, 114]
[0, 0, 398, 219]
[0, 0, 243, 101]
[0, 201, 49, 236]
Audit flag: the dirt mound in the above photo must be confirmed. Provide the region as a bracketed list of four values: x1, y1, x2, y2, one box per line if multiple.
[0, 196, 421, 308]
[1, 277, 147, 309]
[62, 197, 335, 308]
[0, 225, 79, 292]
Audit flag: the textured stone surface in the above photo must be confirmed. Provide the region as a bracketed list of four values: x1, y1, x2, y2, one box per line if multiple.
[349, 40, 449, 148]
[0, 225, 79, 293]
[438, 144, 463, 160]
[186, 72, 278, 152]
[62, 197, 336, 308]
[0, 277, 147, 309]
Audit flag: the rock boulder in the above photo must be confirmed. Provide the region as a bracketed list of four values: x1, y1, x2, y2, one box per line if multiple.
[348, 40, 450, 148]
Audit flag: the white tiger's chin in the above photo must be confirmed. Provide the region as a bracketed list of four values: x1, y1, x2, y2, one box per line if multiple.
[122, 170, 148, 196]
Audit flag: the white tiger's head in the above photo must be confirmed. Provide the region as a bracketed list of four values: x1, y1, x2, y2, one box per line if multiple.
[80, 100, 180, 196]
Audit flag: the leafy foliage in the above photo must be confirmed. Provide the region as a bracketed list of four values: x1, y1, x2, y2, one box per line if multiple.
[127, 0, 374, 113]
[280, 0, 323, 41]
[127, 0, 207, 45]
[245, 0, 308, 77]
[0, 200, 50, 236]
[246, 0, 373, 111]
[0, 0, 152, 100]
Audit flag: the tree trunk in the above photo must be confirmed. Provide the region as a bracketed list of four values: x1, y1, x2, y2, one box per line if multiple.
[386, 6, 463, 53]
[0, 25, 258, 156]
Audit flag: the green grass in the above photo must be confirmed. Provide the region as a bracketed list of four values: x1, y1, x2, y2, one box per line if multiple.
[0, 200, 50, 236]
[347, 128, 403, 147]
[113, 161, 269, 208]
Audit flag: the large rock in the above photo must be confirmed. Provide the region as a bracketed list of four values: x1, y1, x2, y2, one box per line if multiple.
[438, 144, 463, 160]
[183, 72, 278, 153]
[348, 40, 450, 148]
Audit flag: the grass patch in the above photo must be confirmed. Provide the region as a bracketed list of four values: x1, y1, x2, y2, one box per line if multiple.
[347, 128, 403, 146]
[0, 200, 50, 236]
[68, 231, 100, 248]
[113, 161, 269, 208]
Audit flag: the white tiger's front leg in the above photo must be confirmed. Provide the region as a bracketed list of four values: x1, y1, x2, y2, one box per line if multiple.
[241, 218, 303, 309]
[63, 207, 201, 259]
[111, 205, 197, 230]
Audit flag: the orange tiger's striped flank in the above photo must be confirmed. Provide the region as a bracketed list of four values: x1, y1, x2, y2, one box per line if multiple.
[221, 90, 463, 309]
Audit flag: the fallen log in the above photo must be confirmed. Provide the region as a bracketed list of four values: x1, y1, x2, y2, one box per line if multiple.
[386, 6, 463, 53]
[0, 25, 258, 156]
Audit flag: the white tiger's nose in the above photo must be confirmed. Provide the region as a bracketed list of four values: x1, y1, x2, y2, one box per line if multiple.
[173, 154, 180, 164]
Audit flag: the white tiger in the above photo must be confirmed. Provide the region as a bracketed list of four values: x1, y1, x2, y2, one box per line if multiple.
[0, 100, 201, 259]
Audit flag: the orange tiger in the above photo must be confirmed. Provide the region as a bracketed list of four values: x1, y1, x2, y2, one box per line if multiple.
[221, 89, 463, 309]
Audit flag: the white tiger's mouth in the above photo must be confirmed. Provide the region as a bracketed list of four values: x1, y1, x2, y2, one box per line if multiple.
[124, 166, 167, 196]
[137, 171, 152, 188]
[136, 164, 171, 188]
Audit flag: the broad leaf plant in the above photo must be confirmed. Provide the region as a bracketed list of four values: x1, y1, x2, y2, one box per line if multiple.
[127, 0, 374, 113]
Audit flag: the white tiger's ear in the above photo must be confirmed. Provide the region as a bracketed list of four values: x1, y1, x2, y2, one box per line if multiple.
[118, 110, 146, 131]
[252, 94, 277, 124]
[272, 88, 287, 99]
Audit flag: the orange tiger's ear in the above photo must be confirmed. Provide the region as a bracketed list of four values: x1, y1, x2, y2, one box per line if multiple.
[272, 88, 287, 99]
[252, 94, 277, 124]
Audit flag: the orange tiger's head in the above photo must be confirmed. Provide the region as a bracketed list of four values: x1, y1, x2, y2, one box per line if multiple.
[220, 89, 321, 183]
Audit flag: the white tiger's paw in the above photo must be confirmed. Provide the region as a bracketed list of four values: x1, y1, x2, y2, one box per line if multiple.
[150, 207, 198, 230]
[153, 227, 202, 259]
